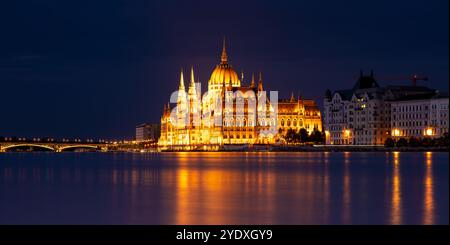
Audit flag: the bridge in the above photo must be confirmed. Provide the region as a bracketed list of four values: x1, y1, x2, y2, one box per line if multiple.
[0, 142, 109, 152]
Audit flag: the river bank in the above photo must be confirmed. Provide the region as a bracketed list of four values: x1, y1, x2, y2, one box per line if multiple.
[156, 145, 449, 153]
[1, 145, 448, 153]
[270, 145, 449, 152]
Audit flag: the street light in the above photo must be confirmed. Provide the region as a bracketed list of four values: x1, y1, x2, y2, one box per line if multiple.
[392, 129, 401, 137]
[425, 128, 434, 136]
[344, 129, 351, 137]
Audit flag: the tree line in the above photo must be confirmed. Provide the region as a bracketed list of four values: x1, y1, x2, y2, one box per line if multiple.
[281, 128, 325, 144]
[384, 133, 449, 148]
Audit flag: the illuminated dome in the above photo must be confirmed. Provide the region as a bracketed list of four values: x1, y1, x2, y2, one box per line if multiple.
[208, 40, 241, 92]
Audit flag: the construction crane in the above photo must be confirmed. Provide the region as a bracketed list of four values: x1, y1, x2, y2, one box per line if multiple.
[410, 75, 428, 86]
[380, 74, 428, 86]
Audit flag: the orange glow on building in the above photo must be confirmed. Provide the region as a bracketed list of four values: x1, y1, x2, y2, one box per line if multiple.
[392, 129, 401, 137]
[158, 41, 322, 150]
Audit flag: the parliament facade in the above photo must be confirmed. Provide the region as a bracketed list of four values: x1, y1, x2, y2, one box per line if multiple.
[158, 41, 322, 150]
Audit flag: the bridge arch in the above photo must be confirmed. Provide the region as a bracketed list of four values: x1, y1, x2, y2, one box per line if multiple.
[1, 144, 55, 152]
[58, 145, 100, 152]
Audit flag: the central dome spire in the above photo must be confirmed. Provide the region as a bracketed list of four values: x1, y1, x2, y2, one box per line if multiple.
[208, 38, 240, 93]
[221, 38, 228, 64]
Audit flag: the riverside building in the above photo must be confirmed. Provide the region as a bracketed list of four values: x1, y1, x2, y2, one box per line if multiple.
[323, 71, 448, 145]
[390, 92, 448, 139]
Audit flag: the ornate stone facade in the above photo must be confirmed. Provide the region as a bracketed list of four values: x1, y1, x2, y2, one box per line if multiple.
[158, 41, 322, 150]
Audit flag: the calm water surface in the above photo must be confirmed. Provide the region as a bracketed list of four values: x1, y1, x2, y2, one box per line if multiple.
[0, 152, 448, 225]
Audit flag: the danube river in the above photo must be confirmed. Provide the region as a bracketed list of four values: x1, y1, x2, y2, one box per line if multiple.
[0, 152, 448, 225]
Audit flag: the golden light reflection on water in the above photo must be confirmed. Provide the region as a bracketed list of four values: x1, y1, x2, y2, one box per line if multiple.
[322, 152, 330, 224]
[169, 153, 277, 224]
[342, 152, 352, 224]
[424, 152, 434, 225]
[390, 152, 402, 225]
[0, 152, 446, 224]
[342, 152, 351, 224]
[163, 152, 324, 224]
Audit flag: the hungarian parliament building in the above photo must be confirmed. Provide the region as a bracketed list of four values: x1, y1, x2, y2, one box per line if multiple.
[158, 41, 322, 150]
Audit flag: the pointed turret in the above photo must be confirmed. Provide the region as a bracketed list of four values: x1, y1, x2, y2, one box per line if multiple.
[190, 67, 195, 85]
[250, 73, 255, 88]
[258, 72, 263, 91]
[290, 92, 295, 102]
[187, 67, 199, 126]
[163, 102, 169, 117]
[179, 69, 185, 91]
[189, 67, 196, 91]
[188, 67, 198, 104]
[177, 69, 187, 107]
[177, 70, 187, 127]
[221, 37, 228, 64]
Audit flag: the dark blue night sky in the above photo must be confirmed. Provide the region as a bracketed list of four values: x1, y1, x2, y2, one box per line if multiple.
[0, 0, 448, 139]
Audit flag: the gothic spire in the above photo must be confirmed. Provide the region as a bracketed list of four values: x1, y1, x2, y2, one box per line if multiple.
[258, 72, 263, 91]
[190, 66, 196, 87]
[250, 73, 255, 87]
[179, 69, 185, 91]
[221, 37, 228, 64]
